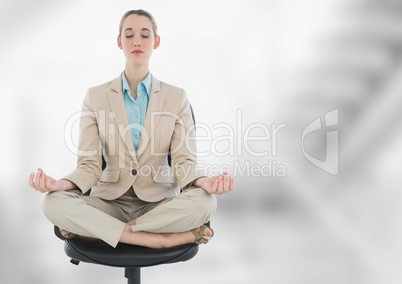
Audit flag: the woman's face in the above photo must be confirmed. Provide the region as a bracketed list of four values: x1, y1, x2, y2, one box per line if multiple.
[118, 14, 160, 66]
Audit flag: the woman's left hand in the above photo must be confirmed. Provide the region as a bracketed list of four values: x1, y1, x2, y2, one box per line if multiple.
[194, 172, 234, 195]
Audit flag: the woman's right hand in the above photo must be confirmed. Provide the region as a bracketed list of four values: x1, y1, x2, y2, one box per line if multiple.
[29, 168, 75, 193]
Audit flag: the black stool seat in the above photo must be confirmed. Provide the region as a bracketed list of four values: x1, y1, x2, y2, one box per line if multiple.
[64, 236, 199, 267]
[54, 226, 199, 283]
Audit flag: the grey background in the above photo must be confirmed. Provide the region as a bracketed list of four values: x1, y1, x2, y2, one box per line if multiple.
[1, 0, 402, 283]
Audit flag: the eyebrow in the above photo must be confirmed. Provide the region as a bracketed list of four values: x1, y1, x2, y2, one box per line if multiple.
[124, 28, 151, 33]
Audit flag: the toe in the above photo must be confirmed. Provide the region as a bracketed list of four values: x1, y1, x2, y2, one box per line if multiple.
[202, 226, 214, 240]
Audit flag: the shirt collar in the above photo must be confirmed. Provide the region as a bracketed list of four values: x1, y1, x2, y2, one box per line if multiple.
[121, 71, 152, 98]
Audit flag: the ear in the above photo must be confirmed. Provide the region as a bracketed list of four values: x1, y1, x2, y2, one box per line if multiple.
[153, 35, 161, 50]
[117, 35, 122, 49]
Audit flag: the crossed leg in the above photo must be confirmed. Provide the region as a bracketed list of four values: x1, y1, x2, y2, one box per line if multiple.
[45, 187, 217, 248]
[119, 220, 214, 249]
[60, 222, 213, 249]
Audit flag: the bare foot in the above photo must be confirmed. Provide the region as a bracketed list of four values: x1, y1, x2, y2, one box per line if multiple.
[191, 225, 214, 244]
[119, 223, 215, 248]
[127, 219, 136, 226]
[59, 229, 78, 239]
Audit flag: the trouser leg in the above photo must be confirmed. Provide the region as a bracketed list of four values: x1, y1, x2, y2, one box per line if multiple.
[132, 187, 217, 233]
[42, 190, 128, 248]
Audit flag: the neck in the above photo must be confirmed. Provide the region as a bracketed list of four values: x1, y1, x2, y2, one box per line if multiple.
[124, 63, 149, 88]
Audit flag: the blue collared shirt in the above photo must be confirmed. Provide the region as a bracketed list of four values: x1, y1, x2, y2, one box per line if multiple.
[122, 72, 152, 152]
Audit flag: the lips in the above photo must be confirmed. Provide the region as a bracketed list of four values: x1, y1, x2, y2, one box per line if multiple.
[132, 50, 144, 54]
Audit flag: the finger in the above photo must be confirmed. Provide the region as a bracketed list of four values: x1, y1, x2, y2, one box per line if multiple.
[229, 176, 234, 190]
[223, 174, 230, 192]
[37, 170, 49, 193]
[29, 172, 35, 188]
[34, 169, 42, 188]
[225, 175, 230, 192]
[221, 172, 233, 192]
[216, 176, 224, 195]
[39, 171, 47, 190]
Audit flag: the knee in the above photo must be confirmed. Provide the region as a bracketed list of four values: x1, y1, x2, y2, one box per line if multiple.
[189, 187, 217, 222]
[42, 192, 61, 221]
[41, 191, 74, 222]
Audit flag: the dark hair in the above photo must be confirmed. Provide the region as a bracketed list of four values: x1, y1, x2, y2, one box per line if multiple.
[119, 9, 158, 37]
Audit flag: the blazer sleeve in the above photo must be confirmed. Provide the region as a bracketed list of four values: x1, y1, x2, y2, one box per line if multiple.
[62, 89, 103, 193]
[170, 90, 206, 189]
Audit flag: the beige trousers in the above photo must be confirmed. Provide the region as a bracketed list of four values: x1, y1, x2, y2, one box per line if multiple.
[42, 187, 217, 248]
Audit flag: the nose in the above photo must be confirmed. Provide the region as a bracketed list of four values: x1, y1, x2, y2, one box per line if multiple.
[133, 38, 141, 47]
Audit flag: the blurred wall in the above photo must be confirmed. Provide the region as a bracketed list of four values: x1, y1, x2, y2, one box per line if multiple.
[1, 0, 402, 283]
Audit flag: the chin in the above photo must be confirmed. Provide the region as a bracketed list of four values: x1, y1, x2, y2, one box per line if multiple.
[126, 59, 146, 66]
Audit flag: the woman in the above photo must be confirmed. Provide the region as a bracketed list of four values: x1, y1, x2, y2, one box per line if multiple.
[28, 9, 233, 249]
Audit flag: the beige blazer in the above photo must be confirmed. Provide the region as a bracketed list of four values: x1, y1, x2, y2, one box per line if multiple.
[63, 74, 204, 202]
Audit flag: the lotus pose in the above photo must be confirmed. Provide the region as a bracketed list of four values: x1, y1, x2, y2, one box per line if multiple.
[29, 9, 233, 248]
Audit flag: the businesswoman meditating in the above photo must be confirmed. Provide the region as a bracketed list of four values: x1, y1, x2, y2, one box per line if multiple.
[29, 9, 234, 248]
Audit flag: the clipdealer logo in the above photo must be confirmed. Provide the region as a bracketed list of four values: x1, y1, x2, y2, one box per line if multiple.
[64, 108, 338, 177]
[301, 108, 339, 175]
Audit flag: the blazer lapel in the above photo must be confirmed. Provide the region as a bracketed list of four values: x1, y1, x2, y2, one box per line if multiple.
[106, 75, 137, 160]
[137, 75, 165, 158]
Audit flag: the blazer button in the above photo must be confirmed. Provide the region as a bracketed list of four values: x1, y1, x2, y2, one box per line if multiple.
[131, 169, 138, 175]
